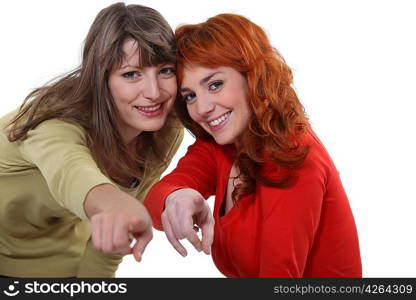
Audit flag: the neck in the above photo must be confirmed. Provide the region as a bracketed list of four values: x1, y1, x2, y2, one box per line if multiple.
[118, 124, 142, 146]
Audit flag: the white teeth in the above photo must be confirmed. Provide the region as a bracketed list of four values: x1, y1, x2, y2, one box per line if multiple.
[136, 104, 161, 112]
[208, 112, 231, 127]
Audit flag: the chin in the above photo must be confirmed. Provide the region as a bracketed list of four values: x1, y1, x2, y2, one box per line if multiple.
[142, 122, 166, 132]
[212, 134, 235, 145]
[142, 126, 164, 132]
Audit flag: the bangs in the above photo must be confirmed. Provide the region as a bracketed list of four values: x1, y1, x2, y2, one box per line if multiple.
[177, 27, 229, 69]
[175, 20, 250, 84]
[136, 39, 176, 67]
[126, 4, 176, 66]
[108, 37, 176, 74]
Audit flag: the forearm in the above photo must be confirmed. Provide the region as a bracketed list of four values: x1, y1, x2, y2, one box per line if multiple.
[145, 182, 190, 230]
[84, 183, 141, 219]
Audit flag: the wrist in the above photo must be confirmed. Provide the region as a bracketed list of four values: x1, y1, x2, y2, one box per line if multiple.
[84, 183, 131, 218]
[165, 188, 190, 206]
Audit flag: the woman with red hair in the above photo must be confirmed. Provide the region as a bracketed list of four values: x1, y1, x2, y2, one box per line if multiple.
[145, 14, 362, 277]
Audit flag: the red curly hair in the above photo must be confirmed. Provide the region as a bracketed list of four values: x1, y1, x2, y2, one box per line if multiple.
[175, 14, 310, 202]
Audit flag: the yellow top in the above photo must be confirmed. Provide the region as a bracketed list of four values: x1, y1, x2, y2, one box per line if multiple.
[0, 110, 183, 277]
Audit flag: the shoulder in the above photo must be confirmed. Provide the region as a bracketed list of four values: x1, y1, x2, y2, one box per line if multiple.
[27, 118, 88, 143]
[300, 129, 338, 178]
[0, 109, 19, 127]
[259, 130, 336, 198]
[18, 118, 89, 157]
[261, 132, 330, 183]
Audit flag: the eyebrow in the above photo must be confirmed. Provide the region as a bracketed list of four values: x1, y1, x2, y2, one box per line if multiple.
[180, 71, 223, 93]
[119, 62, 174, 70]
[119, 64, 138, 70]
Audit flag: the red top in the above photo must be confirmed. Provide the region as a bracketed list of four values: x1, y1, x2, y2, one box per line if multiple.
[144, 130, 362, 277]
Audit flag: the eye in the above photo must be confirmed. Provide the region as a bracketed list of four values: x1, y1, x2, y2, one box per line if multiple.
[181, 92, 196, 103]
[208, 80, 223, 91]
[160, 67, 176, 77]
[122, 71, 140, 79]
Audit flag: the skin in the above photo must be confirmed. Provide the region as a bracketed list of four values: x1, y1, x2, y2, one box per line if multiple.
[108, 38, 177, 145]
[180, 65, 251, 145]
[163, 188, 214, 256]
[162, 65, 252, 256]
[85, 184, 152, 262]
[84, 39, 177, 261]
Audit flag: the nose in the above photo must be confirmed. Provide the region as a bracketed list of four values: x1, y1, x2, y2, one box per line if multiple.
[143, 75, 161, 101]
[195, 95, 215, 117]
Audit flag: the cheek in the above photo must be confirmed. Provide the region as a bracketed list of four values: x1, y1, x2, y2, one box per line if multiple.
[242, 101, 252, 120]
[162, 79, 177, 96]
[186, 105, 200, 123]
[109, 82, 124, 105]
[109, 81, 138, 106]
[236, 93, 251, 120]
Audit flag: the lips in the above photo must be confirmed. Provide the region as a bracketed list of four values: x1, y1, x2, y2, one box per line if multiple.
[134, 103, 161, 111]
[133, 103, 163, 117]
[208, 111, 231, 127]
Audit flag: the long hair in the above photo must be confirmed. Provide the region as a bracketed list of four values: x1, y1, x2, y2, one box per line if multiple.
[7, 2, 178, 184]
[175, 14, 310, 202]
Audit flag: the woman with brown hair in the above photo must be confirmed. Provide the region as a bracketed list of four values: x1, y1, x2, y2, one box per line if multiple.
[145, 13, 361, 277]
[0, 2, 182, 277]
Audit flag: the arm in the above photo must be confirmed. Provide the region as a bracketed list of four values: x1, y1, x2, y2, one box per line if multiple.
[19, 119, 151, 261]
[83, 127, 185, 260]
[77, 126, 184, 277]
[18, 119, 115, 220]
[144, 138, 217, 227]
[144, 138, 217, 256]
[258, 159, 325, 277]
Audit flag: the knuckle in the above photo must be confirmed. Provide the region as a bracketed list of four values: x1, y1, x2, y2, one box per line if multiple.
[102, 245, 113, 254]
[114, 238, 127, 249]
[161, 211, 168, 220]
[114, 214, 125, 223]
[90, 215, 101, 226]
[193, 193, 204, 202]
[135, 218, 145, 229]
[183, 228, 194, 237]
[92, 240, 101, 250]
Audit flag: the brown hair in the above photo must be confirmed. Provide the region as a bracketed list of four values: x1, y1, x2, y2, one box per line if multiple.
[175, 14, 310, 202]
[7, 2, 178, 185]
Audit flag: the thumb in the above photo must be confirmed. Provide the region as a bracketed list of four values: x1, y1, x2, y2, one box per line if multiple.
[127, 218, 152, 262]
[131, 227, 153, 262]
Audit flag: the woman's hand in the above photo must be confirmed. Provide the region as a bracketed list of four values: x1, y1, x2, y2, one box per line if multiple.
[84, 184, 153, 262]
[162, 188, 214, 257]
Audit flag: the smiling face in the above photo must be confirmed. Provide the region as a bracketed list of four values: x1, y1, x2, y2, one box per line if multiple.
[108, 39, 177, 144]
[180, 65, 252, 145]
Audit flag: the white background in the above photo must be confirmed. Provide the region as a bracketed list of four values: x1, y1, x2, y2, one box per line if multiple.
[0, 0, 415, 277]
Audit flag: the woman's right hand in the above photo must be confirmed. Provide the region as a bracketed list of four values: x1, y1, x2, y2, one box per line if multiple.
[162, 188, 214, 257]
[84, 184, 153, 262]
